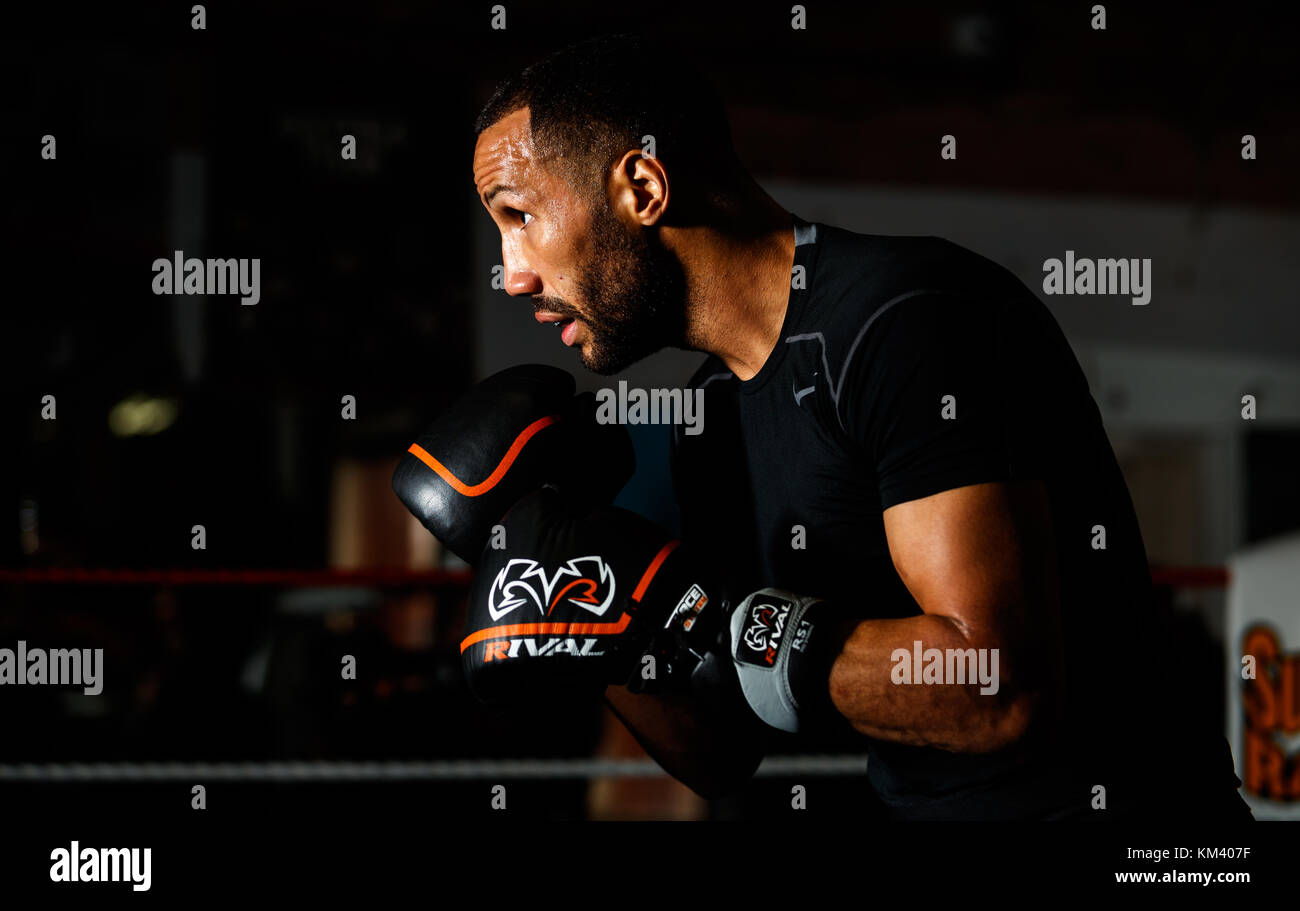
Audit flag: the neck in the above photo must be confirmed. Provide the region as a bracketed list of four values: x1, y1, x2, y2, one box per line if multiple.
[663, 190, 795, 381]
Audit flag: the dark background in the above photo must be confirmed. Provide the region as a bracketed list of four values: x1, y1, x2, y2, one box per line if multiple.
[1, 0, 1297, 835]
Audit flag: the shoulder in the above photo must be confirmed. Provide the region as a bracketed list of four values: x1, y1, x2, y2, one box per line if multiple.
[813, 225, 1017, 292]
[809, 228, 1019, 345]
[802, 228, 1042, 408]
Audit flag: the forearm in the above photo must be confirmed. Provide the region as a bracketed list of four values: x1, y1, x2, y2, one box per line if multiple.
[827, 614, 1041, 753]
[603, 684, 765, 798]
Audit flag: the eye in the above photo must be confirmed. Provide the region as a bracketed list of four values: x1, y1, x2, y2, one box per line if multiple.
[497, 204, 534, 230]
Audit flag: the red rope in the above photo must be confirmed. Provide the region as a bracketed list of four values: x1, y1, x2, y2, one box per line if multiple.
[0, 566, 1227, 589]
[1149, 565, 1229, 588]
[0, 567, 472, 588]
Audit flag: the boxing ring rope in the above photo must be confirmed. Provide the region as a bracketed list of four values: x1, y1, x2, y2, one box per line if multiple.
[0, 756, 872, 782]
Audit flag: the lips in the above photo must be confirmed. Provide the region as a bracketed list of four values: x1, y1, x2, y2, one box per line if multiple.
[535, 310, 579, 346]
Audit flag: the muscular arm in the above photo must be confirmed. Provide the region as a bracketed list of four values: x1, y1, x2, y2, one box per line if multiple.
[601, 294, 1069, 790]
[601, 479, 1061, 792]
[827, 479, 1065, 752]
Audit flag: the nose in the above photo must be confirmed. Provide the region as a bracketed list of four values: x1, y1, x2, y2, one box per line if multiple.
[500, 239, 542, 297]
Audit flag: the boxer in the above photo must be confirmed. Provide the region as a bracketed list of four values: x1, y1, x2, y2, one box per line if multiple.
[419, 33, 1253, 821]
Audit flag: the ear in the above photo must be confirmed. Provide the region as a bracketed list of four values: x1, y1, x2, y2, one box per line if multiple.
[608, 149, 669, 227]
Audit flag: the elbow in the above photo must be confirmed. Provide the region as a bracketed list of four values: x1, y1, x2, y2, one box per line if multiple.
[954, 635, 1052, 753]
[969, 689, 1040, 753]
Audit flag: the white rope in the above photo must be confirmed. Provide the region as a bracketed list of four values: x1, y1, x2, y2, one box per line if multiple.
[0, 756, 868, 782]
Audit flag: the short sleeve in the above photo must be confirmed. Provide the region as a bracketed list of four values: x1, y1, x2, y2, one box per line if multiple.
[836, 293, 1012, 510]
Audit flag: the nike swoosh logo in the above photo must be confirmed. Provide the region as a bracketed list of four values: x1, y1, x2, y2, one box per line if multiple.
[793, 383, 815, 405]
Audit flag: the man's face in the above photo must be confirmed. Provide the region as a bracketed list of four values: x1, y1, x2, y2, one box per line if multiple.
[473, 107, 686, 375]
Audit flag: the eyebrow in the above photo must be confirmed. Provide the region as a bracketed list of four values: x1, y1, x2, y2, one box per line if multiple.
[483, 184, 519, 205]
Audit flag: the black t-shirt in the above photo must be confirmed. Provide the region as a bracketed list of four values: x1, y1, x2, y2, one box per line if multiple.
[671, 217, 1244, 819]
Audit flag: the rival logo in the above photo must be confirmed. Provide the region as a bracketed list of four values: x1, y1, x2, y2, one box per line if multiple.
[739, 598, 792, 667]
[487, 556, 616, 622]
[482, 637, 605, 662]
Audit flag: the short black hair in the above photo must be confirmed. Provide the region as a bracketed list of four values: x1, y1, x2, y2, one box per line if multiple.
[474, 33, 741, 204]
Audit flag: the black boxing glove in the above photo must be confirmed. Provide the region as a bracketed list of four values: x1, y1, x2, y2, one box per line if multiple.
[460, 487, 854, 733]
[392, 364, 633, 564]
[460, 486, 726, 704]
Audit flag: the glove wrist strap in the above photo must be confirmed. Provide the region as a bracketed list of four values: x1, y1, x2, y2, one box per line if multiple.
[730, 589, 855, 734]
[784, 600, 855, 728]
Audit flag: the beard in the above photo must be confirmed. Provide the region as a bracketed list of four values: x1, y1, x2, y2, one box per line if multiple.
[534, 202, 688, 376]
